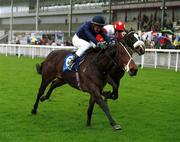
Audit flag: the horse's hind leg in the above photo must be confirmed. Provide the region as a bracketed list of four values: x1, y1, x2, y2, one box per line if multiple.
[87, 96, 95, 126]
[32, 77, 54, 114]
[40, 79, 65, 102]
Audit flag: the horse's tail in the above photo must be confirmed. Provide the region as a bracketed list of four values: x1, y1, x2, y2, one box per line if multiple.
[36, 62, 44, 75]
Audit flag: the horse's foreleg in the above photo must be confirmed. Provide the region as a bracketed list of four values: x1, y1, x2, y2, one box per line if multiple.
[32, 78, 53, 114]
[87, 96, 95, 126]
[103, 74, 120, 100]
[91, 88, 122, 130]
[111, 80, 120, 100]
[40, 79, 65, 102]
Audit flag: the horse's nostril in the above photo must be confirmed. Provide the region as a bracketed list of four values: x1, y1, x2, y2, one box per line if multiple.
[134, 69, 138, 75]
[139, 47, 145, 54]
[142, 48, 145, 53]
[129, 68, 138, 76]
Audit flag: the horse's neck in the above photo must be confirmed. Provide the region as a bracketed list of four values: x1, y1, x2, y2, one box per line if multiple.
[92, 49, 116, 73]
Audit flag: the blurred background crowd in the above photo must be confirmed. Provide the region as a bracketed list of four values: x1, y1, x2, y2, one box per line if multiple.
[0, 0, 179, 49]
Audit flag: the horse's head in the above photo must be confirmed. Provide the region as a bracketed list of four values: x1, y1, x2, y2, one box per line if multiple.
[106, 40, 138, 76]
[123, 31, 145, 55]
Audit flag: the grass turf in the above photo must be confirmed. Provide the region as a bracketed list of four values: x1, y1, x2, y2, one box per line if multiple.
[0, 55, 180, 142]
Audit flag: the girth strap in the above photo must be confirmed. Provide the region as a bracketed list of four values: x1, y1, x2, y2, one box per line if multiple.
[75, 72, 81, 90]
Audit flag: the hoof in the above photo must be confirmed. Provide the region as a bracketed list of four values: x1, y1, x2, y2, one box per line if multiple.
[40, 96, 46, 102]
[112, 124, 122, 130]
[111, 95, 118, 100]
[31, 109, 37, 114]
[102, 91, 112, 100]
[86, 121, 91, 127]
[87, 124, 91, 127]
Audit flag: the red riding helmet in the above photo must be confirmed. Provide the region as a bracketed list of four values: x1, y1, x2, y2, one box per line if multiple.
[114, 21, 125, 31]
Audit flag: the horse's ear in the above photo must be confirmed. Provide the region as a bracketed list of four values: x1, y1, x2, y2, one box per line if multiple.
[124, 29, 129, 33]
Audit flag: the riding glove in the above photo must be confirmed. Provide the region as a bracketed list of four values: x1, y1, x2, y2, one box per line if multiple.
[97, 42, 107, 49]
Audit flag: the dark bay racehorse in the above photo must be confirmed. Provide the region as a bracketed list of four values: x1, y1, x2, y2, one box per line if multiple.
[103, 31, 145, 100]
[32, 37, 138, 130]
[40, 31, 145, 101]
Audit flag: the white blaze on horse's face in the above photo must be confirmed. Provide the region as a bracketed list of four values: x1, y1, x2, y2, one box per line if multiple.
[133, 33, 145, 55]
[133, 33, 144, 48]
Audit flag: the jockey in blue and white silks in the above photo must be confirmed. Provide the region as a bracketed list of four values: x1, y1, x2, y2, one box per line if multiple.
[67, 15, 112, 69]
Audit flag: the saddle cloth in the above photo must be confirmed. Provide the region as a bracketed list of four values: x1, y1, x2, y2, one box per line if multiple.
[63, 53, 84, 72]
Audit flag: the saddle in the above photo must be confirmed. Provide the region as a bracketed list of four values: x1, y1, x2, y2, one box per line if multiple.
[63, 53, 84, 72]
[63, 48, 100, 72]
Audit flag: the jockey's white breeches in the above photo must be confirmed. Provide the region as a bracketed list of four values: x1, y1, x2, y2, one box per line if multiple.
[72, 34, 96, 57]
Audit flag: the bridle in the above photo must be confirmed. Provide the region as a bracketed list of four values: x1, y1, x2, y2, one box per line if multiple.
[118, 41, 133, 72]
[101, 39, 134, 73]
[123, 31, 145, 55]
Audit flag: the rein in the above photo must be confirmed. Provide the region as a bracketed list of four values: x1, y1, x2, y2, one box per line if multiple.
[104, 48, 118, 66]
[118, 42, 133, 72]
[92, 35, 135, 73]
[101, 41, 133, 73]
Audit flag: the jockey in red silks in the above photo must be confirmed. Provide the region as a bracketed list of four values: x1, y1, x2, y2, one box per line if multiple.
[103, 21, 126, 42]
[96, 20, 126, 43]
[67, 15, 112, 69]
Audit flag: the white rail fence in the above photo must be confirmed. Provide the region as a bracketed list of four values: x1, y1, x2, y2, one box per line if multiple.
[133, 49, 180, 72]
[0, 44, 180, 72]
[0, 44, 76, 59]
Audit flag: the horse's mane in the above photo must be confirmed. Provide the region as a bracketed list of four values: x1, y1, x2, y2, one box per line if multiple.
[91, 43, 120, 73]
